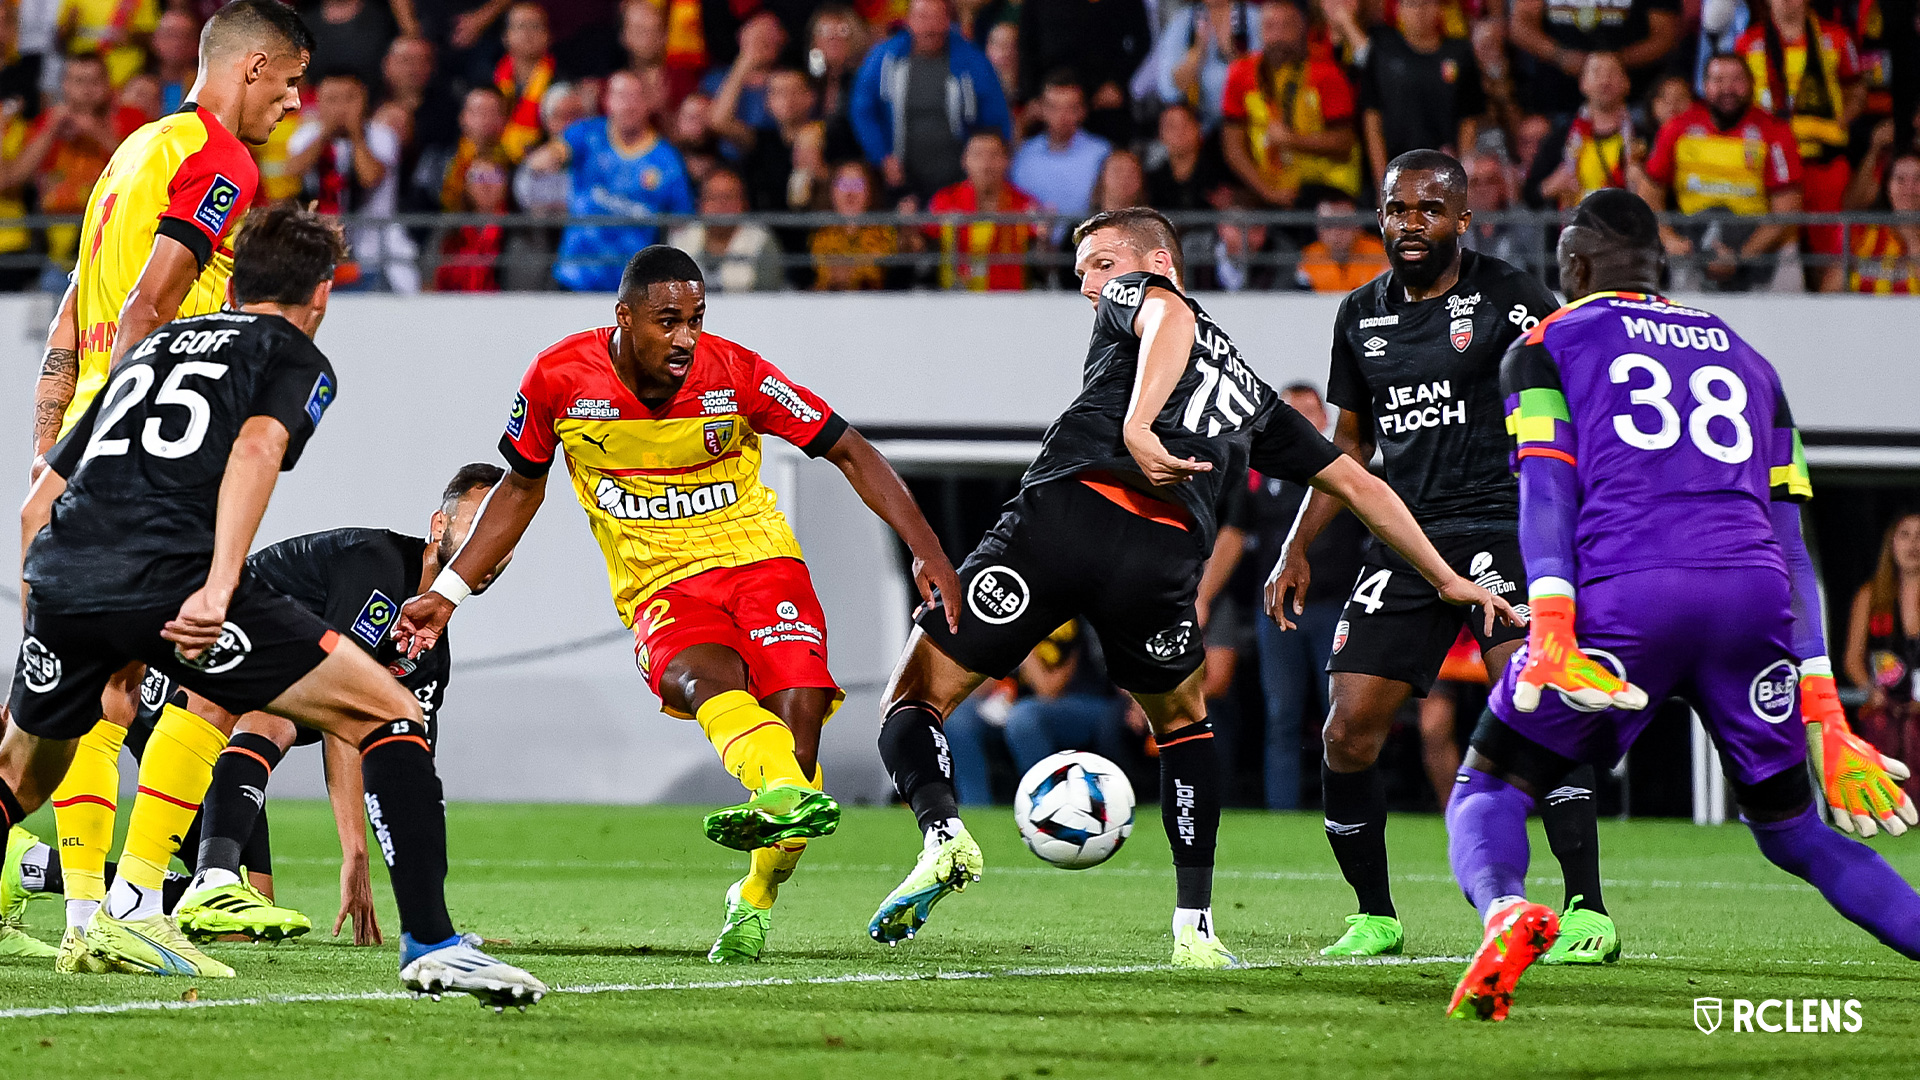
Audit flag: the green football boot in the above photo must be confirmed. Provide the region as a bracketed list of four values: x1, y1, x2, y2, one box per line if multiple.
[868, 823, 983, 944]
[55, 928, 117, 974]
[0, 920, 57, 959]
[1320, 914, 1405, 957]
[707, 879, 772, 963]
[175, 875, 313, 943]
[1171, 923, 1245, 969]
[3, 826, 45, 922]
[1539, 902, 1621, 965]
[702, 784, 841, 852]
[85, 912, 235, 977]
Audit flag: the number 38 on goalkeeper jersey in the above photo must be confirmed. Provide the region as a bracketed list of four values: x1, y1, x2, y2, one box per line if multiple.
[498, 327, 850, 709]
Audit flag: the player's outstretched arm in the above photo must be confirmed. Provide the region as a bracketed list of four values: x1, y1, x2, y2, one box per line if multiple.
[111, 234, 204, 368]
[164, 416, 291, 658]
[395, 469, 547, 658]
[822, 426, 961, 631]
[321, 730, 383, 944]
[18, 464, 66, 622]
[1308, 454, 1519, 636]
[30, 279, 78, 465]
[1264, 409, 1372, 629]
[1123, 289, 1213, 486]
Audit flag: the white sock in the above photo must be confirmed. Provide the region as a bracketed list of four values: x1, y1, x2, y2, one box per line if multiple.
[105, 877, 162, 921]
[1485, 895, 1528, 925]
[18, 841, 51, 893]
[1173, 907, 1214, 938]
[925, 817, 965, 846]
[187, 867, 241, 895]
[65, 898, 100, 934]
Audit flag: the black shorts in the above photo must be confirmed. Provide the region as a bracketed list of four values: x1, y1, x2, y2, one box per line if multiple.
[130, 667, 323, 753]
[10, 574, 336, 741]
[1326, 529, 1526, 696]
[915, 478, 1206, 695]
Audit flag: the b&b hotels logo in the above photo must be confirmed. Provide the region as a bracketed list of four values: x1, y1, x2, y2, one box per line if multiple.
[1694, 997, 1864, 1034]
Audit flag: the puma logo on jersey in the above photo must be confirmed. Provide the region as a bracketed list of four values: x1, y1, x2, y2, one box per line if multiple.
[579, 432, 611, 452]
[593, 477, 739, 520]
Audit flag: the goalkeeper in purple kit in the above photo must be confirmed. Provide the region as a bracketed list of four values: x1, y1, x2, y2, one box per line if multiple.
[1443, 189, 1920, 1022]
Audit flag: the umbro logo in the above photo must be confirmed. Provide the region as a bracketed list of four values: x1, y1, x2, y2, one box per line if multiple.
[1363, 336, 1388, 357]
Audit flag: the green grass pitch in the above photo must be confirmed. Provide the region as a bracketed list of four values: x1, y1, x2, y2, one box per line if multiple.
[3, 802, 1915, 1078]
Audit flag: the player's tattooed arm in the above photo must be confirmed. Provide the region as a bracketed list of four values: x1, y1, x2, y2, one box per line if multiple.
[31, 278, 79, 461]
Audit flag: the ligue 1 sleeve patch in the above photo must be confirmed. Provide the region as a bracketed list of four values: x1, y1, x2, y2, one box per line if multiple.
[305, 371, 335, 426]
[351, 589, 398, 649]
[506, 392, 528, 439]
[193, 174, 242, 235]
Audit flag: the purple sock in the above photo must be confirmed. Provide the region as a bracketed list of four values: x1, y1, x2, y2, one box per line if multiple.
[1446, 768, 1537, 920]
[1748, 804, 1920, 960]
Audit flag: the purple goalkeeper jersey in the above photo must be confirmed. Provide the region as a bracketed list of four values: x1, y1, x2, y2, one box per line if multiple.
[1498, 291, 1812, 587]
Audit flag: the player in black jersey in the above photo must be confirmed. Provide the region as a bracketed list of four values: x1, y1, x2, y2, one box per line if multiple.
[1264, 150, 1618, 963]
[869, 207, 1518, 965]
[0, 207, 544, 1008]
[12, 464, 512, 948]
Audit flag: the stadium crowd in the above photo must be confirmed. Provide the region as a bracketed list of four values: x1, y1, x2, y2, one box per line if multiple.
[0, 0, 1909, 293]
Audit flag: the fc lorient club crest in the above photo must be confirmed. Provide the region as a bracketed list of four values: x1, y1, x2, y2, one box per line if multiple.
[1449, 316, 1473, 352]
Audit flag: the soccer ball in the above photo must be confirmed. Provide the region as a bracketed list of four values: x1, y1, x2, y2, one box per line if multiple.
[1013, 751, 1135, 869]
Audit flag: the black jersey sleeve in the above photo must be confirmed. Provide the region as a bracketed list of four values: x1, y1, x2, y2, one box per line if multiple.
[1325, 292, 1371, 422]
[1093, 271, 1179, 342]
[1248, 397, 1343, 485]
[249, 333, 337, 471]
[320, 542, 413, 652]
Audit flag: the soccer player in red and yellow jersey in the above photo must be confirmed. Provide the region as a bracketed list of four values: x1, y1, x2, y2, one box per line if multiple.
[11, 0, 309, 976]
[396, 246, 960, 964]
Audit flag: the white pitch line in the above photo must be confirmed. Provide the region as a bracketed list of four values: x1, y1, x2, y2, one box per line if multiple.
[0, 957, 1495, 1021]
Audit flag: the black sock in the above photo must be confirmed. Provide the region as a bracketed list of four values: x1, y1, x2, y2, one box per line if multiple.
[243, 803, 272, 877]
[1157, 722, 1220, 910]
[1322, 762, 1394, 917]
[879, 701, 960, 835]
[30, 844, 63, 895]
[359, 720, 455, 944]
[0, 778, 23, 830]
[177, 810, 202, 875]
[1542, 763, 1606, 915]
[197, 733, 283, 877]
[162, 871, 191, 912]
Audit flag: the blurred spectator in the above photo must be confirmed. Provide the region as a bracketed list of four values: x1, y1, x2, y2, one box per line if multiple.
[512, 81, 585, 213]
[926, 129, 1038, 289]
[1461, 148, 1536, 266]
[0, 1, 41, 293]
[806, 4, 868, 160]
[1221, 0, 1361, 208]
[1847, 512, 1920, 804]
[303, 0, 398, 90]
[1010, 70, 1110, 226]
[0, 4, 41, 121]
[57, 0, 157, 87]
[1249, 382, 1367, 810]
[1091, 148, 1146, 211]
[1000, 622, 1131, 778]
[667, 167, 785, 291]
[715, 66, 824, 284]
[620, 0, 671, 90]
[1526, 52, 1643, 209]
[289, 72, 418, 293]
[667, 87, 722, 187]
[7, 54, 140, 270]
[984, 20, 1019, 108]
[1359, 0, 1485, 193]
[494, 2, 556, 160]
[1190, 188, 1286, 289]
[435, 157, 509, 291]
[811, 159, 900, 290]
[1648, 72, 1694, 129]
[1511, 110, 1554, 179]
[536, 0, 622, 80]
[704, 10, 785, 139]
[852, 0, 1012, 202]
[1018, 0, 1151, 145]
[118, 71, 160, 120]
[151, 8, 195, 113]
[1507, 0, 1681, 115]
[1695, 0, 1752, 92]
[1641, 53, 1802, 291]
[1146, 102, 1230, 211]
[383, 35, 462, 157]
[941, 678, 1017, 805]
[1732, 0, 1864, 288]
[1294, 195, 1388, 289]
[1143, 0, 1258, 133]
[533, 67, 694, 291]
[1830, 150, 1919, 293]
[434, 85, 514, 212]
[417, 0, 512, 92]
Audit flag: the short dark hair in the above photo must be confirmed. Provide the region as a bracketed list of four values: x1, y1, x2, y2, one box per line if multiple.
[230, 206, 346, 305]
[1281, 381, 1322, 398]
[618, 244, 703, 299]
[1383, 148, 1468, 202]
[1042, 67, 1082, 93]
[1568, 187, 1660, 254]
[63, 52, 107, 72]
[1073, 206, 1185, 284]
[204, 0, 317, 59]
[441, 462, 504, 510]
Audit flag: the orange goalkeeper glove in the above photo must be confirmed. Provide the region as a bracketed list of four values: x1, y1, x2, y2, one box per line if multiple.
[1800, 659, 1917, 838]
[1510, 583, 1648, 713]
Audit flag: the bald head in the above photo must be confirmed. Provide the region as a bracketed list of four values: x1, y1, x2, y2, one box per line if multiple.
[202, 0, 315, 62]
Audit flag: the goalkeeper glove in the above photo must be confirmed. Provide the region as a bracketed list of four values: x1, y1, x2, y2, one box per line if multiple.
[1510, 580, 1648, 713]
[1800, 657, 1917, 838]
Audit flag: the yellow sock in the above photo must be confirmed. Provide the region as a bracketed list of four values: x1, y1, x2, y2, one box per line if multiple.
[738, 767, 822, 910]
[694, 690, 809, 793]
[117, 705, 225, 891]
[51, 719, 125, 904]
